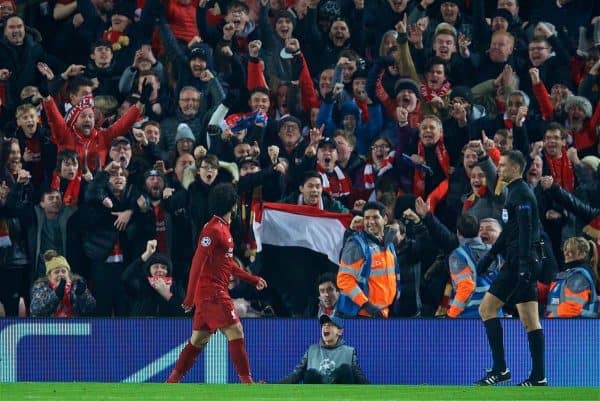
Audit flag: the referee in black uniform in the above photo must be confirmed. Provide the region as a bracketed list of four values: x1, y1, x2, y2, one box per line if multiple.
[475, 150, 547, 386]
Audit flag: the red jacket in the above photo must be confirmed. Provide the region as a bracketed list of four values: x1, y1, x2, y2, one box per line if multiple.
[44, 99, 141, 172]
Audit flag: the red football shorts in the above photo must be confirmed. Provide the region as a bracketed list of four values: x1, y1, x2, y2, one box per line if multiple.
[192, 298, 239, 333]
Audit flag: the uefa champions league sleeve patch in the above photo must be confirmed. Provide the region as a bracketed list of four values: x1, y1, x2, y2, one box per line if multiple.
[200, 236, 212, 247]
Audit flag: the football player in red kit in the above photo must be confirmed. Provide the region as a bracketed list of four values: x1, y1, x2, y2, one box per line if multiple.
[166, 183, 267, 384]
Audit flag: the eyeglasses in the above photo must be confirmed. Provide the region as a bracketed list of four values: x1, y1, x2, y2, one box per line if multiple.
[371, 144, 390, 150]
[179, 98, 200, 103]
[528, 47, 549, 52]
[200, 165, 217, 171]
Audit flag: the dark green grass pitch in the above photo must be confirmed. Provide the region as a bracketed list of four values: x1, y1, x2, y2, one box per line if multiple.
[1, 383, 598, 401]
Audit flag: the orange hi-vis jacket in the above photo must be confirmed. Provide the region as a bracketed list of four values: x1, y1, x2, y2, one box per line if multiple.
[546, 266, 599, 318]
[337, 231, 398, 318]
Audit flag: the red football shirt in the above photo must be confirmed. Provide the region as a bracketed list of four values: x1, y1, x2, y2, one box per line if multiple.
[184, 215, 259, 305]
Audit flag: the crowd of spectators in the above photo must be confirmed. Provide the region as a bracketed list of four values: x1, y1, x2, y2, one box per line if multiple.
[0, 0, 598, 318]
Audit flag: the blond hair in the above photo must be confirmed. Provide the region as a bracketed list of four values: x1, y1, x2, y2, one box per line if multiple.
[563, 237, 599, 291]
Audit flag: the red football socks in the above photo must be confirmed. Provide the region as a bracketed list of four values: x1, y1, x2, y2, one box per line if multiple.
[228, 338, 253, 383]
[166, 342, 203, 383]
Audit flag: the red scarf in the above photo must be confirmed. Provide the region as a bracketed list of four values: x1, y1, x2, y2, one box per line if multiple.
[413, 139, 450, 198]
[420, 81, 451, 103]
[50, 280, 73, 318]
[316, 164, 351, 198]
[0, 219, 11, 248]
[50, 171, 82, 207]
[153, 204, 168, 254]
[463, 186, 488, 212]
[363, 151, 396, 189]
[355, 99, 369, 122]
[545, 148, 574, 192]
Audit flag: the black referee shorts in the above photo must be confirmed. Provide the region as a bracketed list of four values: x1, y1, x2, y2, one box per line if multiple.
[488, 264, 538, 304]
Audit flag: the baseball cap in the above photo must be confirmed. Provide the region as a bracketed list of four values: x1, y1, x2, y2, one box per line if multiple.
[317, 137, 337, 150]
[319, 314, 344, 329]
[237, 156, 260, 168]
[278, 115, 301, 131]
[110, 136, 131, 148]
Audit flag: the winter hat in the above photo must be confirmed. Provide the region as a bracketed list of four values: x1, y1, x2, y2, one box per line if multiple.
[110, 136, 131, 148]
[450, 85, 474, 104]
[564, 96, 593, 118]
[340, 101, 360, 120]
[175, 123, 195, 143]
[65, 95, 95, 130]
[273, 9, 296, 28]
[143, 168, 165, 181]
[393, 78, 419, 97]
[491, 8, 513, 25]
[318, 0, 341, 21]
[189, 46, 208, 61]
[113, 0, 136, 20]
[45, 255, 71, 274]
[145, 253, 172, 275]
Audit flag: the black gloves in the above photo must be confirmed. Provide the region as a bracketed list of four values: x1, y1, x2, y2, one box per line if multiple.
[363, 301, 384, 318]
[138, 79, 154, 106]
[290, 55, 304, 81]
[73, 279, 87, 296]
[54, 278, 66, 299]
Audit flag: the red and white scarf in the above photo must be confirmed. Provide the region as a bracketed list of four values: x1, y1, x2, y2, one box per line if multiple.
[0, 219, 11, 248]
[413, 139, 450, 198]
[147, 276, 173, 287]
[545, 148, 574, 192]
[317, 164, 351, 198]
[50, 280, 73, 318]
[106, 240, 124, 263]
[420, 81, 451, 103]
[50, 171, 83, 207]
[363, 151, 396, 189]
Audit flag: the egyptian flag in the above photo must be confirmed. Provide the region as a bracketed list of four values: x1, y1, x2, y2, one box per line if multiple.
[252, 202, 353, 316]
[253, 202, 352, 264]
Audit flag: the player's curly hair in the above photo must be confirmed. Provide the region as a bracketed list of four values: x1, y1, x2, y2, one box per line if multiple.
[208, 183, 239, 217]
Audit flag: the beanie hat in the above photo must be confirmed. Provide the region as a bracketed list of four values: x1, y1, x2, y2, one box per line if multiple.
[564, 96, 593, 118]
[273, 9, 296, 28]
[145, 253, 172, 275]
[393, 78, 419, 97]
[144, 168, 165, 181]
[491, 8, 513, 25]
[175, 123, 195, 143]
[65, 95, 95, 130]
[45, 255, 71, 275]
[340, 101, 360, 120]
[450, 85, 474, 104]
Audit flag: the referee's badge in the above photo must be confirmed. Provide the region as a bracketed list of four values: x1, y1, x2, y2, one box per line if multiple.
[501, 208, 508, 223]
